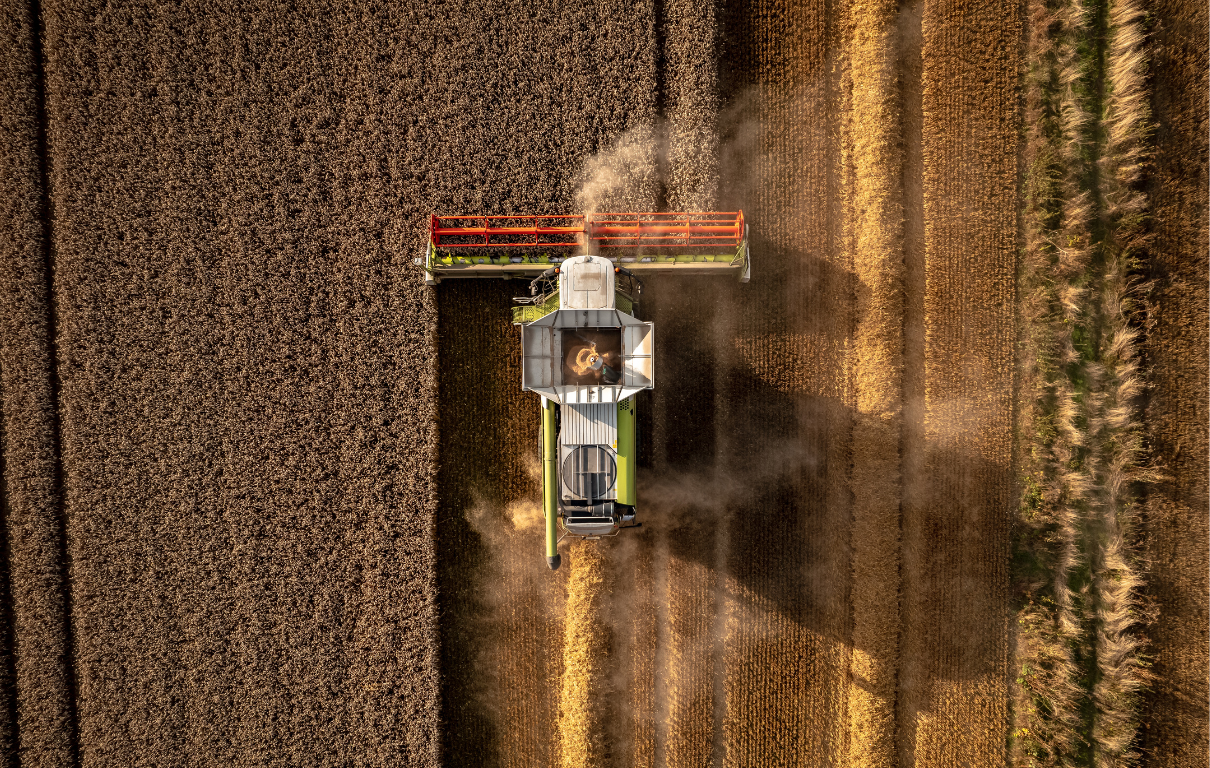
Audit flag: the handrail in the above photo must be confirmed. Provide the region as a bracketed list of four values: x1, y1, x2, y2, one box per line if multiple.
[430, 211, 744, 250]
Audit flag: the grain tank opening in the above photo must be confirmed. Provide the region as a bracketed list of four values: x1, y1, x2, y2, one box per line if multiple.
[562, 328, 622, 386]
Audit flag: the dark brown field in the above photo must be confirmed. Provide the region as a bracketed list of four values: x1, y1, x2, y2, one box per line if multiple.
[0, 1, 1204, 767]
[1141, 0, 1209, 763]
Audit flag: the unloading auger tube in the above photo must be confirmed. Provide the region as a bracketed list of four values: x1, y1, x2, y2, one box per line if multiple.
[417, 211, 751, 569]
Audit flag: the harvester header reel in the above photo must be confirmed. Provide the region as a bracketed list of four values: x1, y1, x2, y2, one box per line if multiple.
[416, 210, 750, 284]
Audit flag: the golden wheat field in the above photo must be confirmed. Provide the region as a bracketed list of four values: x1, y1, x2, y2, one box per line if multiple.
[0, 0, 1203, 766]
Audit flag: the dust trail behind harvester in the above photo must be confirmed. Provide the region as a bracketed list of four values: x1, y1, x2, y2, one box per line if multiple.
[558, 542, 612, 768]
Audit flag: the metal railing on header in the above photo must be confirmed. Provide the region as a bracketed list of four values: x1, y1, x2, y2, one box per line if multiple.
[430, 214, 585, 248]
[429, 211, 744, 251]
[588, 211, 744, 249]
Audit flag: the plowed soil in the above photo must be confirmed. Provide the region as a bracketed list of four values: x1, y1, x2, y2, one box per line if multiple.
[0, 0, 1204, 767]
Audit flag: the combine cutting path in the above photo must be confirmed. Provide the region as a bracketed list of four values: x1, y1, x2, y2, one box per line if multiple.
[898, 1, 1020, 764]
[437, 0, 1022, 765]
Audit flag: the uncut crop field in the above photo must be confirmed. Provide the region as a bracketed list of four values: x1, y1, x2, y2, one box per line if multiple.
[0, 0, 1204, 768]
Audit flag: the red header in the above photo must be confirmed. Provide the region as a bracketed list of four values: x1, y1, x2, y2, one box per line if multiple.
[430, 211, 744, 250]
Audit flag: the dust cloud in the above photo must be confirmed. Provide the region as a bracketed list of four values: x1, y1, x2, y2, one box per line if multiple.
[574, 105, 761, 218]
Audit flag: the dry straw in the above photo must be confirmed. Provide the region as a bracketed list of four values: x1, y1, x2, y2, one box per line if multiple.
[1089, 1, 1153, 765]
[558, 541, 610, 768]
[844, 0, 904, 766]
[1013, 0, 1153, 764]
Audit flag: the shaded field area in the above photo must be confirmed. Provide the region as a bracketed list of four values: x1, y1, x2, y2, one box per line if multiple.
[1141, 0, 1209, 762]
[0, 1, 1204, 768]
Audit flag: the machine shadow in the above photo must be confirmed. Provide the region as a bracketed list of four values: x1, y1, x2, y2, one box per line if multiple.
[635, 364, 1011, 671]
[634, 257, 1011, 681]
[434, 263, 1013, 765]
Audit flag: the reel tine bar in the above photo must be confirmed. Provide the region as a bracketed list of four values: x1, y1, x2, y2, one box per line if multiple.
[431, 214, 586, 248]
[588, 211, 744, 249]
[429, 211, 744, 252]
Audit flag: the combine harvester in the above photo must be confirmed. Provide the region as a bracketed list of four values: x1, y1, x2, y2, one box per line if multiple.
[420, 212, 749, 568]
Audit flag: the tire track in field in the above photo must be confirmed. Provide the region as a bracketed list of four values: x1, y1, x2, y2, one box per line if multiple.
[0, 4, 74, 764]
[896, 0, 929, 761]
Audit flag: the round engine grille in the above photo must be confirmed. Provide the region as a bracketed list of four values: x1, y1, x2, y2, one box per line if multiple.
[562, 446, 617, 500]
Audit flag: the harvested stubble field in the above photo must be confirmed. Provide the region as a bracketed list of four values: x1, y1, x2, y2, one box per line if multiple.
[0, 1, 1204, 768]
